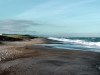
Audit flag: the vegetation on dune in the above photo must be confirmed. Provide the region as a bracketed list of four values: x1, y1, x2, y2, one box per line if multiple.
[0, 34, 39, 41]
[0, 35, 22, 41]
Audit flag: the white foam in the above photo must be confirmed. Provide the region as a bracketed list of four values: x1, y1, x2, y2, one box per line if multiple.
[48, 37, 100, 47]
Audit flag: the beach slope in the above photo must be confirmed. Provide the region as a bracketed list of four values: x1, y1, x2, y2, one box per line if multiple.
[0, 37, 100, 75]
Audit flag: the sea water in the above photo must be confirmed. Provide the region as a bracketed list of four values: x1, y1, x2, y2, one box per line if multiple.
[40, 37, 100, 52]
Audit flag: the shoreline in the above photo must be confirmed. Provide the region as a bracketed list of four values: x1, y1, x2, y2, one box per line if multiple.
[0, 38, 100, 75]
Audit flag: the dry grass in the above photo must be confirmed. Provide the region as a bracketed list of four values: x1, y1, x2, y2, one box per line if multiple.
[0, 46, 41, 62]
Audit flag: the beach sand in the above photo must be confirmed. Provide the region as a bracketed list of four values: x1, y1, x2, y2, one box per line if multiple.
[0, 38, 100, 75]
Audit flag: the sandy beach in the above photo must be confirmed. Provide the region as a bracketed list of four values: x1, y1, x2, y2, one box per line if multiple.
[0, 38, 100, 75]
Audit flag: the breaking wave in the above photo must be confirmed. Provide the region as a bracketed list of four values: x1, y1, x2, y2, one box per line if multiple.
[48, 37, 100, 47]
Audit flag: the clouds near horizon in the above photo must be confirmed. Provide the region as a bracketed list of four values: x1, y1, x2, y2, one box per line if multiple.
[0, 19, 39, 34]
[0, 0, 100, 37]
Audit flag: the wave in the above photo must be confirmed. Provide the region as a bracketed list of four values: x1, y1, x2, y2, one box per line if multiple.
[48, 37, 100, 47]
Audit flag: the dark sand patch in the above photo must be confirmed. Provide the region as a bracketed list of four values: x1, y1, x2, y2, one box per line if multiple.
[37, 60, 67, 66]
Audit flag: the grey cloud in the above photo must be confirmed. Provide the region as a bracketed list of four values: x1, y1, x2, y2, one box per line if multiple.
[0, 19, 39, 33]
[2, 30, 38, 35]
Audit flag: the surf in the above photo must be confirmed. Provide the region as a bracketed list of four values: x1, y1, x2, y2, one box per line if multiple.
[48, 37, 100, 50]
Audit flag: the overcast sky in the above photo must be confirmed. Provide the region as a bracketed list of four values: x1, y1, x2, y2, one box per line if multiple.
[0, 0, 100, 37]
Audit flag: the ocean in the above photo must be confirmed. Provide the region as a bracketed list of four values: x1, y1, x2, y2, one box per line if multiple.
[38, 37, 100, 52]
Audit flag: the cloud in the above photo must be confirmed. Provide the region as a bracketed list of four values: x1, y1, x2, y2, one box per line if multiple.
[16, 0, 63, 19]
[0, 19, 39, 34]
[72, 0, 97, 6]
[16, 0, 97, 20]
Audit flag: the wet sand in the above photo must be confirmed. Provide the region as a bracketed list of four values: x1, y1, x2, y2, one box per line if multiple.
[0, 38, 100, 75]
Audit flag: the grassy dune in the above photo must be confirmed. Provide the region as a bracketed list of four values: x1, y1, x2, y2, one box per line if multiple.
[0, 35, 48, 62]
[0, 34, 38, 41]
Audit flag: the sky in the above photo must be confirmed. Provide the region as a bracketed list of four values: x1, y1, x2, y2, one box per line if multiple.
[0, 0, 100, 37]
